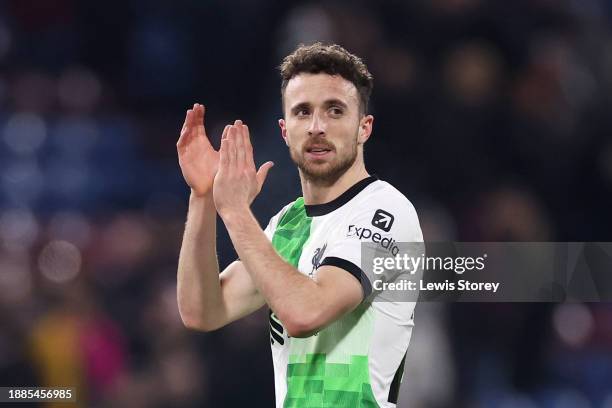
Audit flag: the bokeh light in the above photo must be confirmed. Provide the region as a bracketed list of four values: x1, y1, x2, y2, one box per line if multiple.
[0, 208, 39, 251]
[0, 255, 32, 304]
[38, 240, 82, 284]
[2, 113, 47, 155]
[48, 211, 92, 249]
[553, 304, 595, 348]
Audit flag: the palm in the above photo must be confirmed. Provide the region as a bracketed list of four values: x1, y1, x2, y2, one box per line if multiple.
[177, 104, 219, 196]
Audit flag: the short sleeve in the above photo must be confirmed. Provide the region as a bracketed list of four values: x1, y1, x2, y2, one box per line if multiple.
[319, 195, 423, 300]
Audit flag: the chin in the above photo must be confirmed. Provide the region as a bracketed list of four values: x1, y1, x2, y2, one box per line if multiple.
[291, 147, 357, 185]
[304, 164, 334, 178]
[299, 161, 351, 185]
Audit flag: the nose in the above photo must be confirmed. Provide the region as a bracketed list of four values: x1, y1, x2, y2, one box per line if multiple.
[307, 111, 326, 137]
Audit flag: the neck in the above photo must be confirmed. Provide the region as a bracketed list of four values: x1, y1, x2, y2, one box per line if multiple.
[300, 160, 369, 205]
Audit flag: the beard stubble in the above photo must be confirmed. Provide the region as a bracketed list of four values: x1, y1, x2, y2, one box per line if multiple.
[289, 134, 359, 187]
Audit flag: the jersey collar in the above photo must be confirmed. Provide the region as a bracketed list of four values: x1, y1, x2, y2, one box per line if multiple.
[304, 175, 378, 217]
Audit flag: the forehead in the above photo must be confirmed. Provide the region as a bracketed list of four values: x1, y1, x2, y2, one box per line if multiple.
[284, 73, 359, 108]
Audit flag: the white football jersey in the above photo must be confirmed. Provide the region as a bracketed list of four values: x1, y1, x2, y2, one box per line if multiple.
[263, 176, 423, 408]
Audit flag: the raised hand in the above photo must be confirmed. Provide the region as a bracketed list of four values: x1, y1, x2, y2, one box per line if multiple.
[177, 103, 219, 197]
[213, 120, 274, 217]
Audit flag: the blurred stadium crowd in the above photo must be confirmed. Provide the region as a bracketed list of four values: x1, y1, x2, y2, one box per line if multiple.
[0, 0, 612, 407]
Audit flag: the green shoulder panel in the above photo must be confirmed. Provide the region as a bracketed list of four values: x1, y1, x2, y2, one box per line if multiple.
[271, 198, 312, 267]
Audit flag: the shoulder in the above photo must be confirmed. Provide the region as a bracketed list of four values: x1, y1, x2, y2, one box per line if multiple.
[360, 180, 417, 212]
[264, 198, 301, 235]
[345, 179, 423, 242]
[353, 180, 420, 223]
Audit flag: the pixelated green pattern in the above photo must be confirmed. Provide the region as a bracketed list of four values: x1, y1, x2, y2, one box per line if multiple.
[284, 353, 379, 408]
[271, 199, 379, 407]
[272, 198, 311, 267]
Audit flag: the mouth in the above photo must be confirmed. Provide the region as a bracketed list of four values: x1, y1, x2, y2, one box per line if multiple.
[305, 145, 334, 158]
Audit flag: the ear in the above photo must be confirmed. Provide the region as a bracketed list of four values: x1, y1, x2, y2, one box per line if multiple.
[278, 118, 289, 146]
[358, 115, 374, 144]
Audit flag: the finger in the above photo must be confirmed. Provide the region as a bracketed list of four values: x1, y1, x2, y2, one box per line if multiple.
[177, 109, 193, 146]
[221, 125, 231, 140]
[256, 161, 274, 190]
[193, 104, 214, 149]
[234, 121, 246, 166]
[180, 108, 189, 132]
[243, 124, 255, 169]
[219, 138, 229, 168]
[243, 124, 253, 150]
[191, 105, 202, 135]
[226, 126, 237, 167]
[188, 105, 197, 130]
[196, 104, 206, 137]
[190, 104, 202, 130]
[178, 109, 189, 144]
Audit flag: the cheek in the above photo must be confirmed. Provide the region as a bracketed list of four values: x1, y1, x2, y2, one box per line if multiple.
[284, 133, 300, 150]
[339, 124, 360, 145]
[285, 125, 305, 144]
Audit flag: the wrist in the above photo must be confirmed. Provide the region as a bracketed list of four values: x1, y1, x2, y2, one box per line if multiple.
[219, 206, 252, 227]
[189, 190, 215, 213]
[190, 189, 213, 201]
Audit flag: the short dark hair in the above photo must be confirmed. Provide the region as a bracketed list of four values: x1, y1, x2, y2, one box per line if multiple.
[279, 43, 374, 115]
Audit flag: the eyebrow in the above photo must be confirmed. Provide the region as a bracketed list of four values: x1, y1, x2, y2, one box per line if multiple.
[290, 99, 349, 113]
[323, 99, 348, 109]
[290, 102, 311, 114]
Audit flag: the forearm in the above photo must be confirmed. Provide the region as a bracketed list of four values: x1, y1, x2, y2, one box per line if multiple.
[177, 191, 223, 329]
[222, 209, 325, 333]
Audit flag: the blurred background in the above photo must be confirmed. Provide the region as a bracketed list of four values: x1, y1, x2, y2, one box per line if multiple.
[0, 0, 611, 407]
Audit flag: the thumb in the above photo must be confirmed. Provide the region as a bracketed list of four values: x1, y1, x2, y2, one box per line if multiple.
[256, 161, 274, 190]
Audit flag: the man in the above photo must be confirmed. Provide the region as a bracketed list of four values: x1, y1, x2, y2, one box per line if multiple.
[176, 43, 423, 408]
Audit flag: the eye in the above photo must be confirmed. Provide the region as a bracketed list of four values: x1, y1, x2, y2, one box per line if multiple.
[329, 106, 343, 116]
[295, 108, 310, 117]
